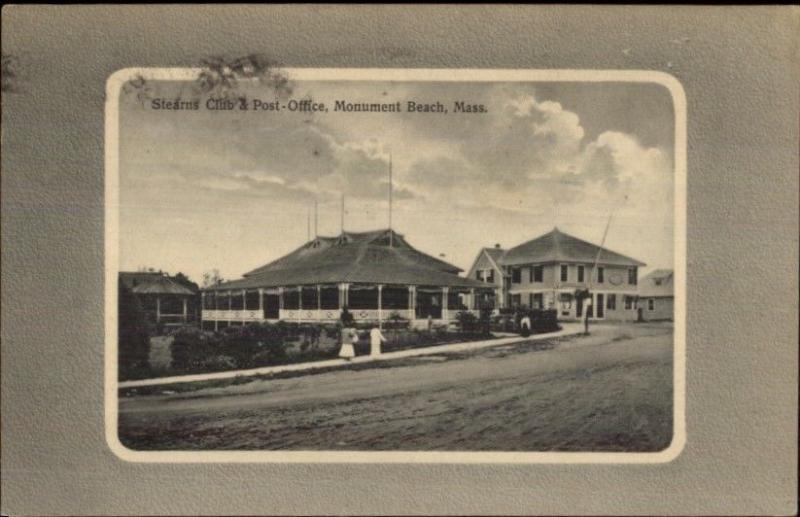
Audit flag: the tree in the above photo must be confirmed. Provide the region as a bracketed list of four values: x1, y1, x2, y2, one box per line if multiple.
[202, 269, 225, 288]
[173, 272, 199, 291]
[118, 278, 151, 380]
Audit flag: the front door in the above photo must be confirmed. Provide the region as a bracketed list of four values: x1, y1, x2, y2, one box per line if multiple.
[596, 293, 604, 319]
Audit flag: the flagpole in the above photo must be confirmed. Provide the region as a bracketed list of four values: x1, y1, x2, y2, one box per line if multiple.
[388, 150, 393, 247]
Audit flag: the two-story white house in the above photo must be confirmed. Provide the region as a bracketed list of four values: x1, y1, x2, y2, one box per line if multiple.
[466, 228, 646, 321]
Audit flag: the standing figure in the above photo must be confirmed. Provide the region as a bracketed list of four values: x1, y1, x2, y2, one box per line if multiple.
[583, 296, 593, 335]
[338, 327, 356, 360]
[519, 314, 531, 337]
[370, 326, 388, 357]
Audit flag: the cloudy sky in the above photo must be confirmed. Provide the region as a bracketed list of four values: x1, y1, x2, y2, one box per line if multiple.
[118, 78, 675, 284]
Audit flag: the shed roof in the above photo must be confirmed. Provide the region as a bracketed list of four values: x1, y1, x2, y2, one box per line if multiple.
[206, 229, 487, 292]
[500, 228, 646, 267]
[638, 269, 674, 297]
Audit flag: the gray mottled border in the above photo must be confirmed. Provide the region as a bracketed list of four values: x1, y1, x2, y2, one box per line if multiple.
[1, 5, 797, 516]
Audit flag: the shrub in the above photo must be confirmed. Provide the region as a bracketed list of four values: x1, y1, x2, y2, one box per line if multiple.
[118, 280, 151, 380]
[454, 310, 479, 333]
[202, 355, 237, 371]
[170, 326, 218, 372]
[385, 311, 410, 330]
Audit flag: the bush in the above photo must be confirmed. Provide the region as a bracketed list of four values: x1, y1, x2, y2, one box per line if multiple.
[454, 310, 479, 333]
[202, 355, 237, 371]
[170, 326, 218, 372]
[118, 280, 151, 380]
[385, 311, 410, 330]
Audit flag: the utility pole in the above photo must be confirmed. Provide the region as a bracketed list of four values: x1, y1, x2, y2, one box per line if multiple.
[583, 204, 619, 335]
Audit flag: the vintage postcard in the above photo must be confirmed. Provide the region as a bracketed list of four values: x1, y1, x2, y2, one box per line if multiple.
[105, 66, 686, 463]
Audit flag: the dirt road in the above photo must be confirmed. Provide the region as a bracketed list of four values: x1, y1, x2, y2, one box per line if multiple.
[118, 323, 674, 451]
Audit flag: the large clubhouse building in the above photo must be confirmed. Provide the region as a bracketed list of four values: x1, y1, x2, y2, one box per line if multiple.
[466, 228, 646, 321]
[201, 229, 493, 330]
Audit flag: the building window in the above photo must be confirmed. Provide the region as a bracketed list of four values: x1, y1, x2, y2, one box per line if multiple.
[475, 270, 482, 281]
[560, 264, 568, 282]
[532, 265, 543, 282]
[511, 294, 521, 308]
[577, 265, 585, 283]
[624, 295, 634, 310]
[597, 267, 604, 283]
[531, 292, 544, 309]
[487, 270, 494, 283]
[559, 292, 573, 316]
[628, 267, 638, 285]
[607, 293, 616, 310]
[512, 268, 521, 284]
[648, 299, 655, 311]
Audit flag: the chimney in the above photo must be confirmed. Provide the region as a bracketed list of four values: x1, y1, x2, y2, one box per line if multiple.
[494, 243, 501, 249]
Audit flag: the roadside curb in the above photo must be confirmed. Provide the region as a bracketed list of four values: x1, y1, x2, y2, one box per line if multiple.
[118, 324, 583, 389]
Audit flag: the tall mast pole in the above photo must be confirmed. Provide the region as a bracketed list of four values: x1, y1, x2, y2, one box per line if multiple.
[340, 193, 345, 235]
[307, 206, 311, 242]
[389, 150, 393, 247]
[314, 200, 318, 238]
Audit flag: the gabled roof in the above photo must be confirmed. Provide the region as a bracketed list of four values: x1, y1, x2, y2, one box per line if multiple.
[638, 269, 674, 297]
[130, 275, 196, 296]
[206, 229, 486, 292]
[483, 246, 505, 264]
[499, 228, 645, 267]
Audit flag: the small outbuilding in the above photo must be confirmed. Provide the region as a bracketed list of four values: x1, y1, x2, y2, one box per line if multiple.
[120, 272, 198, 324]
[637, 269, 674, 321]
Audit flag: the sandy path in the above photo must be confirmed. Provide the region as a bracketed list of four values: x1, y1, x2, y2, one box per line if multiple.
[118, 323, 674, 451]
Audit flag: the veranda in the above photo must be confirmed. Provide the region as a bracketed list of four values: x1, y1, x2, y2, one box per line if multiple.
[201, 283, 496, 330]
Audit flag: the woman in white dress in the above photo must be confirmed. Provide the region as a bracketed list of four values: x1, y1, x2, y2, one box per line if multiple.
[369, 326, 388, 357]
[339, 327, 357, 360]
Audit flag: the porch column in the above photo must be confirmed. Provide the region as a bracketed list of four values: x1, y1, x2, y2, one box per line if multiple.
[469, 288, 475, 310]
[378, 284, 383, 328]
[338, 283, 345, 308]
[156, 296, 161, 323]
[182, 297, 188, 323]
[297, 286, 302, 321]
[408, 285, 415, 319]
[242, 289, 247, 324]
[317, 285, 322, 321]
[213, 291, 218, 331]
[258, 288, 264, 320]
[442, 287, 449, 321]
[200, 292, 205, 324]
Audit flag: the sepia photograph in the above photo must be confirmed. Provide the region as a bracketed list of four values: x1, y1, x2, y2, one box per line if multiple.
[3, 6, 797, 515]
[107, 67, 685, 460]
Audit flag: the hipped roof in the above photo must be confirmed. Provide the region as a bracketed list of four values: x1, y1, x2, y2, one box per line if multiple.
[130, 275, 196, 296]
[500, 228, 645, 267]
[205, 229, 488, 292]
